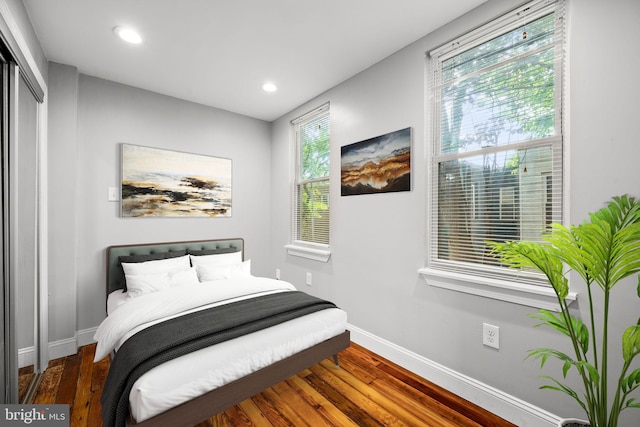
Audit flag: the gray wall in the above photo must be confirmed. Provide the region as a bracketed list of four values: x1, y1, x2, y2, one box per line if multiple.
[270, 0, 640, 425]
[44, 68, 274, 336]
[74, 75, 274, 332]
[47, 62, 77, 344]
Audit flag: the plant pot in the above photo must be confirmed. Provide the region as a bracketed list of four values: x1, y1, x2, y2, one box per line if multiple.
[558, 419, 589, 427]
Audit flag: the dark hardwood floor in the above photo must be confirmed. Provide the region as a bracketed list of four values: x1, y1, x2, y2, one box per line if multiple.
[20, 342, 516, 427]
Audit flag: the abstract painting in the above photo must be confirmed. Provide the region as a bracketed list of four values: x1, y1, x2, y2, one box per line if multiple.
[121, 144, 232, 217]
[341, 127, 411, 196]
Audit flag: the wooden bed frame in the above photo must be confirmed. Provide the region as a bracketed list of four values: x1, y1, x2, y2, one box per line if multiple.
[105, 238, 350, 427]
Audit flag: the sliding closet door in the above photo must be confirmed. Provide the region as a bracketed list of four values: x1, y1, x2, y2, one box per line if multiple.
[15, 72, 38, 375]
[0, 51, 8, 404]
[0, 4, 47, 402]
[2, 59, 41, 403]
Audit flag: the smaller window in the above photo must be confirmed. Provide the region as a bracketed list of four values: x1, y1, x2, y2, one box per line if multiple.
[287, 104, 330, 261]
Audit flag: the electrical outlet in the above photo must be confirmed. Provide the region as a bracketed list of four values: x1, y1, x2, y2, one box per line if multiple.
[275, 268, 281, 280]
[483, 323, 500, 349]
[306, 272, 312, 286]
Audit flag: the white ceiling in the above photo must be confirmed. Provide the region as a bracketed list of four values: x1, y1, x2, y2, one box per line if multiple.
[23, 0, 485, 122]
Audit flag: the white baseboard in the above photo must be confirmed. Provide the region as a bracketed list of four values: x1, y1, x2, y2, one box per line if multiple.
[48, 336, 78, 362]
[18, 327, 98, 368]
[76, 327, 97, 348]
[19, 337, 77, 368]
[347, 323, 561, 427]
[18, 346, 34, 368]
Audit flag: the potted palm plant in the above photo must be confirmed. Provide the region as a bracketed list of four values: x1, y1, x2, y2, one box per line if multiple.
[490, 195, 640, 427]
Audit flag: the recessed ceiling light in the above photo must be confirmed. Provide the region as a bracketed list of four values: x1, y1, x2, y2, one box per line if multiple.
[262, 82, 277, 93]
[113, 26, 142, 44]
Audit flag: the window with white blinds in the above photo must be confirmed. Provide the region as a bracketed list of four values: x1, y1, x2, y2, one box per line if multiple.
[291, 104, 330, 249]
[427, 0, 566, 286]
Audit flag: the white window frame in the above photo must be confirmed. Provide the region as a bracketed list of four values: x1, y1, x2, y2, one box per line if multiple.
[285, 104, 331, 262]
[419, 0, 575, 311]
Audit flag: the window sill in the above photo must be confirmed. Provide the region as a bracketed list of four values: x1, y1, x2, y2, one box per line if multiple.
[285, 243, 331, 263]
[418, 267, 577, 312]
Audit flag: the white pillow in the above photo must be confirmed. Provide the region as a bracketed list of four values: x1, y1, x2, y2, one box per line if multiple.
[168, 267, 199, 288]
[197, 260, 252, 282]
[125, 272, 172, 297]
[107, 289, 128, 314]
[122, 254, 191, 276]
[125, 267, 199, 298]
[189, 252, 242, 267]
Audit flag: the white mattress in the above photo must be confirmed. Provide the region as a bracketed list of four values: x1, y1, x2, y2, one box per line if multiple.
[100, 279, 347, 423]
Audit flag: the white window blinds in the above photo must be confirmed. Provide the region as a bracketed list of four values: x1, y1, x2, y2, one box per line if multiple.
[428, 0, 565, 285]
[292, 104, 330, 246]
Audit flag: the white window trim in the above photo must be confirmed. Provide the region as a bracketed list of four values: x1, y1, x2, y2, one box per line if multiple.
[423, 0, 573, 310]
[418, 267, 576, 312]
[285, 241, 331, 263]
[286, 103, 332, 262]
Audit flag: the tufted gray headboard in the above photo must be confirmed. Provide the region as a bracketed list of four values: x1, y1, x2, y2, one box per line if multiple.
[106, 238, 244, 295]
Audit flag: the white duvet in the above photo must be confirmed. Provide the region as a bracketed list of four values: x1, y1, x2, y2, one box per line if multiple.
[94, 276, 298, 361]
[94, 277, 347, 423]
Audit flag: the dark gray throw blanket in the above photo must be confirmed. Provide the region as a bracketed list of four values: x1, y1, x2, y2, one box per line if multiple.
[101, 291, 338, 427]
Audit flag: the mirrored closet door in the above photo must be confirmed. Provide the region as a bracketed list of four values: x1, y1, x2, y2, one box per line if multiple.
[0, 37, 45, 403]
[15, 66, 40, 403]
[0, 46, 9, 405]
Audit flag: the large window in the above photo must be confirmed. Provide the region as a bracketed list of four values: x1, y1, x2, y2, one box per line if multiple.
[287, 104, 330, 261]
[426, 0, 566, 289]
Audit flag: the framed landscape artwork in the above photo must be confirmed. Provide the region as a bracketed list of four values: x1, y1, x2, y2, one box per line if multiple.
[121, 144, 232, 217]
[341, 127, 411, 196]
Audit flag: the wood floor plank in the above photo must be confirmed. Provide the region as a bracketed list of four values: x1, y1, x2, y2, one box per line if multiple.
[55, 352, 80, 405]
[32, 363, 64, 404]
[370, 371, 481, 427]
[266, 381, 336, 427]
[249, 391, 292, 427]
[374, 354, 515, 426]
[313, 361, 445, 427]
[236, 398, 274, 427]
[91, 356, 110, 393]
[227, 405, 259, 427]
[87, 384, 104, 427]
[20, 342, 516, 427]
[198, 412, 227, 427]
[18, 371, 35, 403]
[338, 350, 482, 427]
[304, 369, 386, 426]
[284, 375, 360, 427]
[69, 345, 97, 427]
[88, 356, 109, 427]
[341, 343, 384, 371]
[260, 387, 309, 426]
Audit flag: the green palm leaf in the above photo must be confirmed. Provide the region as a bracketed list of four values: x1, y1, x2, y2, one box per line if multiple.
[625, 398, 640, 409]
[530, 310, 590, 353]
[539, 376, 588, 413]
[621, 368, 640, 394]
[622, 323, 640, 364]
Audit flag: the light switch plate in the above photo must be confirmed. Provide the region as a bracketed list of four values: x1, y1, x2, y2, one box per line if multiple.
[108, 186, 119, 201]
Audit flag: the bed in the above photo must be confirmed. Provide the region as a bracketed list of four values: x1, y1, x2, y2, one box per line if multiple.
[96, 238, 350, 427]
